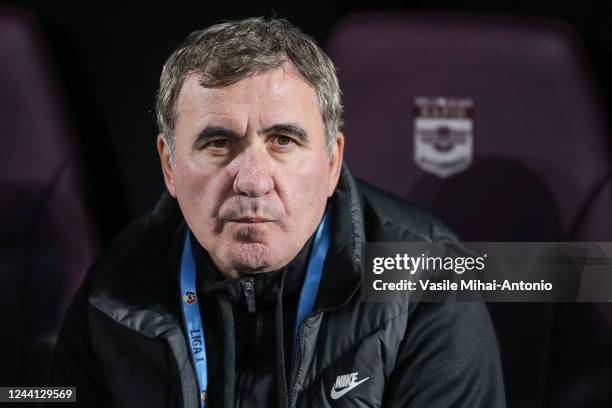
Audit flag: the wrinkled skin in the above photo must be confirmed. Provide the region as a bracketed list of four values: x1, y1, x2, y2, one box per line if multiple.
[158, 63, 344, 278]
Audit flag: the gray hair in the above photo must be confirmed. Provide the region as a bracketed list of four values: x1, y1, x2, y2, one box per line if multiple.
[156, 17, 343, 165]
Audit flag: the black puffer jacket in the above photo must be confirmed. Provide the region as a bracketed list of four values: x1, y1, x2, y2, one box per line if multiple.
[49, 165, 505, 407]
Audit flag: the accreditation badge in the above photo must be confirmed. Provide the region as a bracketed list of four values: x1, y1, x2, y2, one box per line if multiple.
[414, 97, 473, 178]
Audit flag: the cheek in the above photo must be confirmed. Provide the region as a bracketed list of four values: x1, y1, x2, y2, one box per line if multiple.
[173, 160, 228, 220]
[278, 156, 330, 217]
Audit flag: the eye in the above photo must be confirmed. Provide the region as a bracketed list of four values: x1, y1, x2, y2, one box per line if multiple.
[205, 139, 229, 149]
[274, 135, 295, 146]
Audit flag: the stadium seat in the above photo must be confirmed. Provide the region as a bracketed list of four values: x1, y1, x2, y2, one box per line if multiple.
[0, 7, 99, 385]
[327, 12, 612, 407]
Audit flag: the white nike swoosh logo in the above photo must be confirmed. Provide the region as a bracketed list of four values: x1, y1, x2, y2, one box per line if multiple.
[330, 377, 370, 400]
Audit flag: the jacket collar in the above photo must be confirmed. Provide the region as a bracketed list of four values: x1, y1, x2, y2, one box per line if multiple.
[315, 162, 364, 310]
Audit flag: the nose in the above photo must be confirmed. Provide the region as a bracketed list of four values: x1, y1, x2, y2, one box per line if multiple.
[231, 146, 274, 197]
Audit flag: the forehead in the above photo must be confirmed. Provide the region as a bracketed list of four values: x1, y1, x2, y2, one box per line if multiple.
[176, 64, 322, 128]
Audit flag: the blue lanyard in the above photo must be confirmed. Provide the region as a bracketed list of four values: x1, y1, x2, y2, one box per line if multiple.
[179, 210, 331, 407]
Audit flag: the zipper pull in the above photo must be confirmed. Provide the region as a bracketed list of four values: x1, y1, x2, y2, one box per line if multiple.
[241, 277, 256, 313]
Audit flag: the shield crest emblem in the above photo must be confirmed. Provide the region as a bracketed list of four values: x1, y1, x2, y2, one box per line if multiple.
[414, 97, 473, 178]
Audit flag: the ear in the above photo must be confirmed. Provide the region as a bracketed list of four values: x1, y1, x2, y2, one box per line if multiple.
[157, 134, 177, 197]
[327, 132, 345, 197]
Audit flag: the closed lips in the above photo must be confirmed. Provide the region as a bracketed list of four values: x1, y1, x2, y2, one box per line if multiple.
[231, 217, 273, 223]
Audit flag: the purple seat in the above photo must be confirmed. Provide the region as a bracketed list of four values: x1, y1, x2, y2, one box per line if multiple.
[327, 13, 612, 407]
[0, 7, 99, 385]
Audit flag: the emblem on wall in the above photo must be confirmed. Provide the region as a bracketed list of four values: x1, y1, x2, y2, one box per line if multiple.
[414, 97, 473, 178]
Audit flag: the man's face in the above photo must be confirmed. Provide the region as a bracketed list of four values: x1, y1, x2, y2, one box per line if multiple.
[158, 63, 344, 278]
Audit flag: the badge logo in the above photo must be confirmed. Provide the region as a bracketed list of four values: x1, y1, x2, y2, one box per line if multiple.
[330, 372, 370, 400]
[414, 97, 473, 178]
[182, 291, 197, 305]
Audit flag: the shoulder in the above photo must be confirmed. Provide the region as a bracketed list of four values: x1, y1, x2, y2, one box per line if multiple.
[78, 192, 184, 310]
[356, 179, 457, 243]
[94, 192, 182, 271]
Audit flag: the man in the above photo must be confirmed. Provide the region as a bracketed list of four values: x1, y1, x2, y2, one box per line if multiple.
[50, 17, 505, 407]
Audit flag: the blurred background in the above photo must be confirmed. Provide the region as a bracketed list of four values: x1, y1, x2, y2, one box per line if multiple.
[2, 1, 612, 407]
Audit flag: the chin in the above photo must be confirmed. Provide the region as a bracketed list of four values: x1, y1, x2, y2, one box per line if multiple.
[225, 242, 274, 273]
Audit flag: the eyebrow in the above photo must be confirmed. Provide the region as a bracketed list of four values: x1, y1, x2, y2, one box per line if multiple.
[261, 123, 309, 143]
[193, 122, 309, 149]
[193, 126, 241, 149]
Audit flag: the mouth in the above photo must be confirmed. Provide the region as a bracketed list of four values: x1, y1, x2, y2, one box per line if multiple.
[229, 217, 275, 224]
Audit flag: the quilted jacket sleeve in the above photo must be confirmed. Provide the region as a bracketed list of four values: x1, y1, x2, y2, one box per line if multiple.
[47, 275, 110, 408]
[382, 301, 506, 407]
